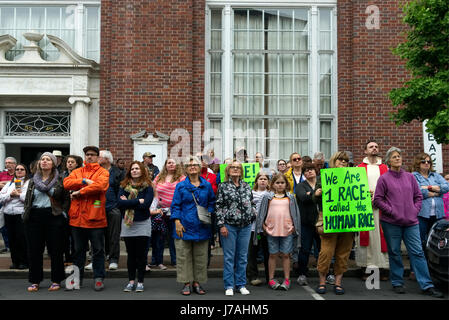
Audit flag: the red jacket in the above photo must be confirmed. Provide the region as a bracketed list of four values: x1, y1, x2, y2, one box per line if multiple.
[63, 162, 109, 228]
[201, 167, 218, 194]
[358, 162, 388, 252]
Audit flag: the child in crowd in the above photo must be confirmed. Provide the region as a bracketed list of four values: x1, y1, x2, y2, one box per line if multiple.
[246, 172, 270, 286]
[254, 173, 301, 291]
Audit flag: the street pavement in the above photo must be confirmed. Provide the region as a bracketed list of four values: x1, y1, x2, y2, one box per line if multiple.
[0, 240, 447, 303]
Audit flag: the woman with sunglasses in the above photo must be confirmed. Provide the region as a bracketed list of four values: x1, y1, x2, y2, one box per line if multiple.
[411, 153, 449, 254]
[284, 153, 305, 194]
[315, 151, 354, 295]
[0, 164, 30, 270]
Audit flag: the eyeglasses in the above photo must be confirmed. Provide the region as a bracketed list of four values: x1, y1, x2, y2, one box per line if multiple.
[420, 160, 431, 164]
[303, 168, 315, 173]
[278, 163, 286, 166]
[15, 168, 25, 171]
[292, 157, 302, 162]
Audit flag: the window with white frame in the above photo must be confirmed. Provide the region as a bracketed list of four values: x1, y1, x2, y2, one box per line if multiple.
[0, 2, 100, 62]
[206, 4, 337, 164]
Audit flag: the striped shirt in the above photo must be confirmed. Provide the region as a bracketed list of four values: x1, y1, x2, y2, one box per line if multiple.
[154, 175, 186, 208]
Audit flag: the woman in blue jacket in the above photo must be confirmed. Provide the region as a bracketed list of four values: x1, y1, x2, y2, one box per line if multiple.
[170, 156, 216, 296]
[411, 153, 449, 253]
[118, 161, 154, 293]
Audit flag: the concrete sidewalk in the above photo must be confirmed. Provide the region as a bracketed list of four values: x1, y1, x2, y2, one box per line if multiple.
[0, 239, 411, 279]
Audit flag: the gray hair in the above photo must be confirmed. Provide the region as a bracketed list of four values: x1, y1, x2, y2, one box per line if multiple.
[5, 157, 17, 164]
[183, 155, 201, 167]
[385, 147, 402, 167]
[100, 150, 113, 164]
[313, 152, 325, 160]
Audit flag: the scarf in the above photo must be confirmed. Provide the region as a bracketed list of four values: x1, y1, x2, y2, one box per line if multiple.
[123, 182, 149, 227]
[33, 170, 59, 193]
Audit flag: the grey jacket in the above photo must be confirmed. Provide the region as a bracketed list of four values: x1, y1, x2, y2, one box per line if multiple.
[253, 192, 301, 248]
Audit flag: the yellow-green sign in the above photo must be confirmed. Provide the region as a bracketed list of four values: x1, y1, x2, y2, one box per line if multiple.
[321, 167, 375, 233]
[220, 163, 260, 188]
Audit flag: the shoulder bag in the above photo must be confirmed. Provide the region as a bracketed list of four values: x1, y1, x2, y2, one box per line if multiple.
[192, 192, 211, 225]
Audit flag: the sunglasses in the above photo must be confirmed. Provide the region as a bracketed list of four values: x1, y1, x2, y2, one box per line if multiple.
[337, 158, 349, 162]
[15, 168, 25, 171]
[292, 157, 302, 162]
[420, 160, 431, 164]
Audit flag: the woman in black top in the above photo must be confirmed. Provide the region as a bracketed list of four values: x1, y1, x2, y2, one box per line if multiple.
[295, 162, 321, 286]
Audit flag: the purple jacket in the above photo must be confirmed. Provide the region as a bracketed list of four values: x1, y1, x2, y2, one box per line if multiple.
[374, 168, 423, 227]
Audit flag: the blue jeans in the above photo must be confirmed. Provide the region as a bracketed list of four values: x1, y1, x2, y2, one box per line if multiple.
[220, 223, 252, 290]
[380, 221, 434, 290]
[71, 227, 106, 280]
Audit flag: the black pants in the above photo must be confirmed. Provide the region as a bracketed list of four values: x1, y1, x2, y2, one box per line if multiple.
[246, 232, 269, 282]
[105, 207, 122, 263]
[124, 236, 149, 283]
[24, 208, 65, 284]
[4, 214, 28, 267]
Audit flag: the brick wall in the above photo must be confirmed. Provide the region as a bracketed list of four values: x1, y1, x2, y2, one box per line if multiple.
[337, 0, 448, 173]
[100, 0, 205, 162]
[100, 0, 447, 173]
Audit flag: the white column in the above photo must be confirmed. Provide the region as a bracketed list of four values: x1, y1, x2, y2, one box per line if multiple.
[69, 96, 91, 156]
[310, 6, 319, 155]
[0, 143, 5, 171]
[222, 5, 233, 159]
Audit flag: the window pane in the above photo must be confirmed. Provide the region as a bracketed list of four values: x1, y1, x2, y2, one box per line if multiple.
[320, 121, 331, 139]
[233, 74, 246, 94]
[211, 10, 222, 29]
[234, 10, 247, 29]
[46, 7, 60, 29]
[249, 74, 263, 95]
[211, 53, 222, 72]
[320, 140, 331, 160]
[30, 7, 45, 29]
[279, 75, 293, 94]
[211, 30, 221, 49]
[233, 96, 246, 115]
[264, 10, 278, 30]
[279, 31, 293, 49]
[294, 75, 308, 95]
[267, 74, 278, 94]
[320, 8, 332, 30]
[294, 96, 309, 115]
[320, 31, 331, 50]
[86, 6, 99, 29]
[16, 8, 29, 31]
[1, 8, 14, 29]
[320, 97, 331, 115]
[211, 74, 221, 94]
[294, 54, 308, 74]
[248, 10, 263, 29]
[233, 53, 247, 72]
[63, 5, 76, 29]
[248, 54, 263, 72]
[294, 9, 308, 31]
[296, 120, 308, 138]
[249, 96, 264, 115]
[210, 96, 221, 114]
[320, 54, 332, 74]
[279, 120, 293, 138]
[320, 75, 331, 95]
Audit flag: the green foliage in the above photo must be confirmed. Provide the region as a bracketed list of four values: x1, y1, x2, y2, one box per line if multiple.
[389, 0, 449, 144]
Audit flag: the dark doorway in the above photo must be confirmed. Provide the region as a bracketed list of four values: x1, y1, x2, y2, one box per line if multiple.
[20, 146, 70, 169]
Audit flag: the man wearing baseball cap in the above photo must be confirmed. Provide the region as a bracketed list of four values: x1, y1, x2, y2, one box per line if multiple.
[63, 145, 109, 291]
[52, 150, 64, 174]
[142, 152, 159, 180]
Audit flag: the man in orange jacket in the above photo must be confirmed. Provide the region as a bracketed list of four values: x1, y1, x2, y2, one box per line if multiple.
[64, 146, 109, 291]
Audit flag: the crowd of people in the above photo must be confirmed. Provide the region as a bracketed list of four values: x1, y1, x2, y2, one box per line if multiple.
[0, 141, 447, 298]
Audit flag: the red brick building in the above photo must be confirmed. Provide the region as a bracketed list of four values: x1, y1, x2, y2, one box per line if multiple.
[101, 0, 448, 172]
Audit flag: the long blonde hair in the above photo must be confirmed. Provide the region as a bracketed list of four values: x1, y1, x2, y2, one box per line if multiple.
[155, 158, 184, 184]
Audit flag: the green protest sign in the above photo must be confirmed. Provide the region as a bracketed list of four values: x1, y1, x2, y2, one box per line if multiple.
[321, 167, 374, 233]
[220, 163, 260, 188]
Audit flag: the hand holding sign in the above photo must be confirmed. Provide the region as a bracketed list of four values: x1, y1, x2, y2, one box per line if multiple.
[321, 167, 374, 233]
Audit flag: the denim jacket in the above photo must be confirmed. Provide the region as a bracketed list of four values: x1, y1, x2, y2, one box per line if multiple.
[413, 171, 449, 219]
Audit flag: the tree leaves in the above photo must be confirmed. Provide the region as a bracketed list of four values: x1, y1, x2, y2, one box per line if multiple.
[389, 0, 449, 144]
